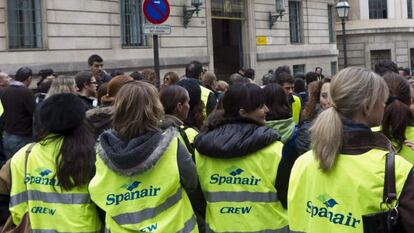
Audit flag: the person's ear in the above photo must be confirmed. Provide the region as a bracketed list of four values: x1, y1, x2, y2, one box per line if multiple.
[176, 102, 183, 114]
[239, 109, 248, 118]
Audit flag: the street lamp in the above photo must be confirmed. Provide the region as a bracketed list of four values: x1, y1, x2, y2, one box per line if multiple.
[269, 0, 285, 29]
[336, 0, 350, 68]
[183, 0, 203, 28]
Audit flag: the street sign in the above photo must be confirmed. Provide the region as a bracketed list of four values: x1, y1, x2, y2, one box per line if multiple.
[144, 24, 171, 35]
[143, 0, 170, 24]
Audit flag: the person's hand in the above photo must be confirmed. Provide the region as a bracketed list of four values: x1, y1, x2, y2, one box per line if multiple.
[404, 140, 414, 151]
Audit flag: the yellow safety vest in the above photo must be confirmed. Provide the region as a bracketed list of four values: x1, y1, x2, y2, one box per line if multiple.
[184, 127, 198, 145]
[292, 95, 301, 124]
[398, 126, 414, 164]
[89, 137, 198, 233]
[0, 99, 4, 117]
[196, 141, 289, 232]
[9, 138, 102, 232]
[201, 86, 214, 117]
[288, 149, 413, 233]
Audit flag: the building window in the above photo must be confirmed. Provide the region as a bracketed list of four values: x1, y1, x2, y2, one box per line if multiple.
[331, 61, 337, 75]
[369, 0, 387, 19]
[328, 5, 335, 43]
[121, 0, 146, 47]
[408, 0, 413, 19]
[289, 1, 302, 44]
[293, 64, 305, 75]
[370, 50, 391, 69]
[7, 0, 42, 49]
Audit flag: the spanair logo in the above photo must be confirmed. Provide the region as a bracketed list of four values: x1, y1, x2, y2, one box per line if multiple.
[106, 181, 161, 206]
[36, 168, 52, 177]
[121, 181, 141, 191]
[25, 168, 59, 186]
[209, 166, 261, 186]
[226, 166, 244, 176]
[306, 194, 361, 228]
[317, 194, 338, 208]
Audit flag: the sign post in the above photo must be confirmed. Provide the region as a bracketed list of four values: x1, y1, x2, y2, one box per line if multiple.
[143, 0, 170, 89]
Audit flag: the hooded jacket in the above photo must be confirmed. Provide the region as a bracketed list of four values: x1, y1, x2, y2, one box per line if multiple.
[97, 127, 198, 194]
[194, 120, 291, 208]
[86, 106, 113, 139]
[266, 117, 295, 144]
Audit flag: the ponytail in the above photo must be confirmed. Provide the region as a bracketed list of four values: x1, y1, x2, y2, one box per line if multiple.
[310, 107, 343, 171]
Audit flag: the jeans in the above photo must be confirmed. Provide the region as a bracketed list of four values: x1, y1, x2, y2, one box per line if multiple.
[3, 132, 32, 160]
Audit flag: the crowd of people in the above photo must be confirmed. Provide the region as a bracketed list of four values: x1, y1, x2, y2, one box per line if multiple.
[0, 55, 412, 232]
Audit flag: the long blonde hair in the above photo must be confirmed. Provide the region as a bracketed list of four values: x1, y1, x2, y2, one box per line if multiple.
[46, 76, 76, 98]
[310, 67, 388, 171]
[112, 81, 164, 140]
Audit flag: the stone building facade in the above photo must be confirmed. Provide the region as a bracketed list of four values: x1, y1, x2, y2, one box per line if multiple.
[337, 0, 414, 71]
[0, 0, 338, 81]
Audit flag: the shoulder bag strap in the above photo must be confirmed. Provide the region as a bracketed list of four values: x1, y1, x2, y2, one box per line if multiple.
[24, 144, 36, 186]
[383, 151, 397, 204]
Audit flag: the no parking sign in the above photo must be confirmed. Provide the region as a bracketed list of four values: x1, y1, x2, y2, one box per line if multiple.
[143, 0, 170, 24]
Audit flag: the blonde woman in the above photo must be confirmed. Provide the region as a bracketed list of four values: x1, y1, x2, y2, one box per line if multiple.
[46, 76, 77, 98]
[88, 81, 199, 232]
[288, 67, 414, 232]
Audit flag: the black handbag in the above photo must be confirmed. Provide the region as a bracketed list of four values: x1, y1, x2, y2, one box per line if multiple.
[362, 152, 405, 233]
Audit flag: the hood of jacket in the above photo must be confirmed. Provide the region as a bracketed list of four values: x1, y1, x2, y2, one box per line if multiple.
[266, 117, 295, 143]
[97, 127, 177, 176]
[160, 114, 184, 130]
[194, 122, 280, 158]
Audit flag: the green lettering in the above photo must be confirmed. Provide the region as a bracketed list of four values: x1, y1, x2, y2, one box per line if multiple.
[210, 174, 219, 184]
[115, 194, 123, 205]
[106, 194, 115, 205]
[141, 189, 148, 198]
[124, 192, 131, 201]
[241, 178, 249, 185]
[49, 208, 56, 216]
[306, 201, 312, 213]
[241, 206, 252, 214]
[225, 177, 232, 184]
[333, 213, 345, 224]
[351, 218, 361, 228]
[233, 177, 242, 184]
[318, 207, 327, 218]
[153, 188, 161, 196]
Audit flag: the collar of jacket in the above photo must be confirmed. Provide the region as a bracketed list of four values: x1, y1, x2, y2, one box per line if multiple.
[341, 120, 393, 154]
[194, 119, 281, 158]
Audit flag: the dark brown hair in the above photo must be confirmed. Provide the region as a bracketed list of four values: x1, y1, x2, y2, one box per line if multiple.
[264, 83, 291, 120]
[381, 72, 413, 150]
[301, 80, 323, 121]
[159, 85, 188, 115]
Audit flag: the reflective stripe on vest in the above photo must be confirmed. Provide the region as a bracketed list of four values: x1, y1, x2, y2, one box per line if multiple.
[177, 215, 197, 233]
[10, 190, 90, 207]
[204, 191, 278, 202]
[206, 225, 290, 233]
[112, 188, 182, 225]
